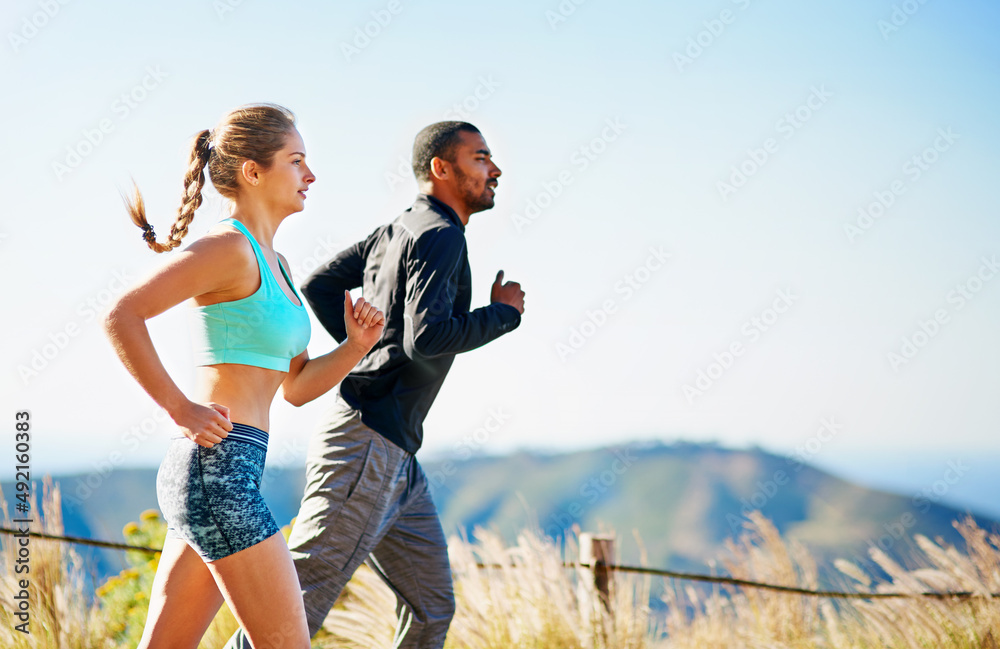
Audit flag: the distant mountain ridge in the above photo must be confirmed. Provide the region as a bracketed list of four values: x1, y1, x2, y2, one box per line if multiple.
[423, 441, 995, 574]
[3, 441, 994, 586]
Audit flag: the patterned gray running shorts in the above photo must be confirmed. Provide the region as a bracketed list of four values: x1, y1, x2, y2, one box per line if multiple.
[156, 422, 279, 562]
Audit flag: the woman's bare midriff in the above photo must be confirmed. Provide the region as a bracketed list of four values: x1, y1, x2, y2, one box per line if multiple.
[193, 364, 288, 433]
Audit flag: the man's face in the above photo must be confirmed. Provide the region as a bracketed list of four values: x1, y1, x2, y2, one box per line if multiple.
[447, 131, 502, 214]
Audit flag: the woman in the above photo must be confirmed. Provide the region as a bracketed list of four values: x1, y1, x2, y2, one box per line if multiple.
[103, 103, 384, 648]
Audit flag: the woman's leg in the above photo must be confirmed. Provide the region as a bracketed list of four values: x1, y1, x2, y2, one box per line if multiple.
[137, 537, 225, 649]
[154, 429, 308, 647]
[207, 531, 311, 649]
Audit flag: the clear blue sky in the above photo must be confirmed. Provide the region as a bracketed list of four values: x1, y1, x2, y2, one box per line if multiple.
[3, 0, 999, 484]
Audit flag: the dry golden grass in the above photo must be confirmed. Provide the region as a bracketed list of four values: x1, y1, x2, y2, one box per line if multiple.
[0, 479, 239, 648]
[661, 512, 1000, 649]
[320, 513, 1000, 649]
[319, 527, 656, 649]
[0, 478, 108, 648]
[1, 482, 998, 648]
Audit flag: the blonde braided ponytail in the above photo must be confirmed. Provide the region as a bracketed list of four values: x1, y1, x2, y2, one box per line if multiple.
[124, 103, 296, 253]
[126, 129, 212, 253]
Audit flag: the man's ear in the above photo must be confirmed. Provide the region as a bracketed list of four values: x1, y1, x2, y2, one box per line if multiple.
[241, 159, 260, 186]
[429, 156, 450, 182]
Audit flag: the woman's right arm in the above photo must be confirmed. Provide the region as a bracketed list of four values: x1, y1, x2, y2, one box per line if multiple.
[102, 231, 248, 447]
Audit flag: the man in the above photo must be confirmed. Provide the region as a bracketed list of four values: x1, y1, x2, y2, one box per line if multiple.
[224, 121, 524, 649]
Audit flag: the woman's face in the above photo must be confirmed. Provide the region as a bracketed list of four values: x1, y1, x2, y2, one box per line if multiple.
[256, 129, 315, 215]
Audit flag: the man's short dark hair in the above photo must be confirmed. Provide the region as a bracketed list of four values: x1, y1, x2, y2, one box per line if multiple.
[412, 121, 481, 183]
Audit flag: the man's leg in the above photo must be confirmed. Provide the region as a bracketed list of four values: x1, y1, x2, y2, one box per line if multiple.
[367, 460, 455, 649]
[223, 413, 406, 648]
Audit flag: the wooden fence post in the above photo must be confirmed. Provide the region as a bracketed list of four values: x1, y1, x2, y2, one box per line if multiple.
[579, 533, 615, 612]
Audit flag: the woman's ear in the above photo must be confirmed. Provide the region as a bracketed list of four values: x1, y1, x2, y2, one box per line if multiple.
[241, 159, 259, 186]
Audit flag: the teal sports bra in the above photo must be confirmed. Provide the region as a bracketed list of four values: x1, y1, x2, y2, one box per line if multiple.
[188, 218, 311, 372]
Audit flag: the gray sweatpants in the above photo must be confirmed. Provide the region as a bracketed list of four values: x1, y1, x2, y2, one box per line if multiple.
[222, 409, 455, 649]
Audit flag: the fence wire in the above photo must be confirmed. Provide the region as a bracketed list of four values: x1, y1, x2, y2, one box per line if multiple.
[4, 526, 997, 601]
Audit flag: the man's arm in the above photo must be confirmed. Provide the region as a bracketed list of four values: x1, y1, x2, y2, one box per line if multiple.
[403, 227, 521, 360]
[280, 291, 385, 407]
[301, 238, 367, 343]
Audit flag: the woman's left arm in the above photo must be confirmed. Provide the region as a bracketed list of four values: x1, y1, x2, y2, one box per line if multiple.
[281, 289, 384, 407]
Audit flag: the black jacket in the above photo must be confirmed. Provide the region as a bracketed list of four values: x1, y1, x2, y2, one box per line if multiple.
[301, 194, 521, 454]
